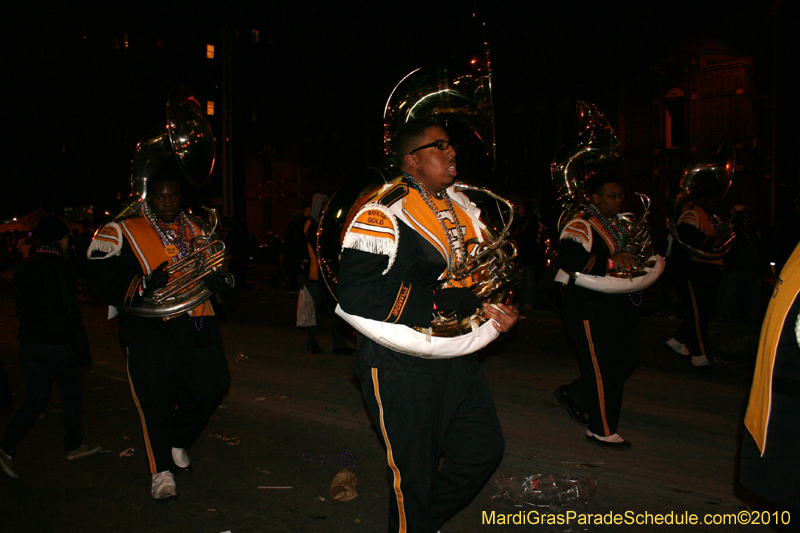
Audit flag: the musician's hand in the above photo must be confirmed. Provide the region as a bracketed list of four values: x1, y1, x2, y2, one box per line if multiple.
[715, 230, 735, 248]
[142, 261, 169, 297]
[484, 302, 519, 333]
[609, 251, 637, 271]
[205, 272, 236, 300]
[433, 288, 482, 321]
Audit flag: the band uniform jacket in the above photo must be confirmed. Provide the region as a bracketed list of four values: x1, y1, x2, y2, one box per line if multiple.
[676, 202, 724, 267]
[85, 212, 223, 348]
[744, 241, 800, 454]
[558, 210, 635, 315]
[337, 176, 486, 373]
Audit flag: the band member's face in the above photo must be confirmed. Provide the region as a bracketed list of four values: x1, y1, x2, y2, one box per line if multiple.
[148, 180, 182, 223]
[405, 126, 457, 193]
[591, 182, 624, 218]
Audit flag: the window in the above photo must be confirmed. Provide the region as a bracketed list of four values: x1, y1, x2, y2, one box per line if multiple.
[207, 101, 215, 116]
[252, 29, 259, 43]
[206, 44, 215, 59]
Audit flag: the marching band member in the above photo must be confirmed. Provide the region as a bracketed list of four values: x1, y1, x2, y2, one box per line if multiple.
[553, 169, 639, 450]
[337, 117, 518, 532]
[86, 166, 234, 500]
[666, 197, 725, 367]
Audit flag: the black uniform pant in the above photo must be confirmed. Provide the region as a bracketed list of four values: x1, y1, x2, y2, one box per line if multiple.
[127, 341, 230, 474]
[356, 362, 505, 533]
[561, 289, 639, 437]
[2, 343, 83, 455]
[673, 262, 720, 357]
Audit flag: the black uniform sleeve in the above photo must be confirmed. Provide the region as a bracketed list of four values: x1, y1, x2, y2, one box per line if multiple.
[85, 232, 147, 309]
[677, 222, 712, 251]
[337, 248, 435, 328]
[558, 238, 609, 277]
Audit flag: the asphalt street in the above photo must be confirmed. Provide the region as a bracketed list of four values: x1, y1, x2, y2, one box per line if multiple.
[0, 275, 787, 533]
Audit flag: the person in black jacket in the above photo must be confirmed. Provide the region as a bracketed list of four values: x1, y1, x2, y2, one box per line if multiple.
[665, 196, 729, 367]
[553, 170, 639, 450]
[0, 215, 100, 480]
[337, 118, 518, 532]
[86, 168, 234, 500]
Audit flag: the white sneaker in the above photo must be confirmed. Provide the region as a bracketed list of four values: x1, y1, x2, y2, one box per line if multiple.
[0, 449, 19, 479]
[692, 355, 711, 367]
[65, 444, 102, 460]
[151, 470, 177, 500]
[172, 447, 190, 468]
[666, 338, 690, 356]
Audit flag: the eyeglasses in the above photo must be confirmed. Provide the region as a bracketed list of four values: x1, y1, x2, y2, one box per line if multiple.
[409, 140, 458, 154]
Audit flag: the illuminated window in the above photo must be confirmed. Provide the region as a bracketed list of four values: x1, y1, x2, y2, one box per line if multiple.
[664, 88, 685, 149]
[207, 101, 215, 115]
[206, 44, 215, 59]
[115, 34, 130, 50]
[252, 29, 259, 42]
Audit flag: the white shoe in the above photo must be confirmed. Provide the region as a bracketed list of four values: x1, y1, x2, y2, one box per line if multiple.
[0, 449, 19, 479]
[172, 447, 190, 469]
[65, 443, 102, 460]
[666, 338, 690, 356]
[151, 470, 177, 500]
[692, 355, 711, 367]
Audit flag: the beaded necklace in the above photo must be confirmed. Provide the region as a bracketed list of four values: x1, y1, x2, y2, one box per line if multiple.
[35, 245, 62, 257]
[141, 201, 196, 259]
[585, 204, 626, 252]
[586, 204, 644, 307]
[142, 201, 203, 328]
[403, 173, 466, 273]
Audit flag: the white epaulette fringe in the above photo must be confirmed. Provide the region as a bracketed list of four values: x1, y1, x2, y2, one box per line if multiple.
[87, 222, 123, 259]
[560, 218, 592, 253]
[342, 203, 398, 275]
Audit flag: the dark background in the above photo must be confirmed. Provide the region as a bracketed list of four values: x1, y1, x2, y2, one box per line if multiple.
[2, 0, 797, 225]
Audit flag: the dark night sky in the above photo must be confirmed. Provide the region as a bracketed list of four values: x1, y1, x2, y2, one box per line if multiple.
[2, 0, 795, 222]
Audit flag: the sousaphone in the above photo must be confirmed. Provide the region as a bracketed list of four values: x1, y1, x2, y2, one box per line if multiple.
[666, 140, 736, 261]
[318, 55, 521, 358]
[549, 101, 664, 293]
[106, 83, 227, 317]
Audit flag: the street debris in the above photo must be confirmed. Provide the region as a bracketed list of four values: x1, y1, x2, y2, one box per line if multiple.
[560, 461, 603, 469]
[329, 469, 358, 502]
[297, 451, 355, 469]
[491, 473, 598, 511]
[209, 433, 241, 445]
